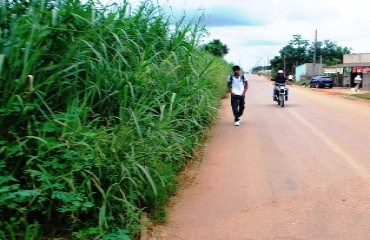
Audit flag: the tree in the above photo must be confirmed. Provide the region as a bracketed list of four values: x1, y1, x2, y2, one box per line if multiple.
[307, 39, 351, 66]
[270, 35, 351, 74]
[270, 35, 309, 74]
[203, 39, 229, 57]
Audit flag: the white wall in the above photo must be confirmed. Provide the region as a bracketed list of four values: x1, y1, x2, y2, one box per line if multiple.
[343, 72, 351, 87]
[363, 73, 370, 90]
[344, 54, 370, 63]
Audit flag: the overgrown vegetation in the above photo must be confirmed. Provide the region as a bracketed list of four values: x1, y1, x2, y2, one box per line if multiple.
[0, 0, 230, 238]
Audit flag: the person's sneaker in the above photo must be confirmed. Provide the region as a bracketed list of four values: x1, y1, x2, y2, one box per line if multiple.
[238, 117, 242, 122]
[234, 121, 240, 126]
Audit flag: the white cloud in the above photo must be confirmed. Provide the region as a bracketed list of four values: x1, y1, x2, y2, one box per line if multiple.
[102, 0, 370, 70]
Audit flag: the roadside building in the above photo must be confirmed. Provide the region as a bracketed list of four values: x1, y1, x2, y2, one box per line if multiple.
[326, 53, 370, 90]
[295, 63, 325, 81]
[323, 66, 343, 86]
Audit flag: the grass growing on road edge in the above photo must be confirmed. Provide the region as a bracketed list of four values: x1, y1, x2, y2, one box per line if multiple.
[351, 93, 370, 100]
[0, 0, 229, 238]
[293, 80, 309, 86]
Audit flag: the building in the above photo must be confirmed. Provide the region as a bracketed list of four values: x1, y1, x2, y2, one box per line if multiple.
[295, 63, 325, 81]
[326, 53, 370, 89]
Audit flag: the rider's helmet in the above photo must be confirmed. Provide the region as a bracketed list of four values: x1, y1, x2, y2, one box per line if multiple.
[277, 70, 284, 73]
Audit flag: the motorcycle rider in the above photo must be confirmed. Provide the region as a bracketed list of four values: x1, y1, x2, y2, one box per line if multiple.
[273, 69, 289, 101]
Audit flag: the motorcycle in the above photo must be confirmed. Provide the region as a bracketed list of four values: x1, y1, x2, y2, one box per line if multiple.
[274, 83, 288, 107]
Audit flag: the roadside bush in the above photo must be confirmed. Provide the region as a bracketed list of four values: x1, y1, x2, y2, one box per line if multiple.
[0, 0, 229, 238]
[294, 80, 309, 86]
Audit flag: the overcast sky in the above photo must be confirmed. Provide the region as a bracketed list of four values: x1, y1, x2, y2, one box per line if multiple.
[104, 0, 370, 71]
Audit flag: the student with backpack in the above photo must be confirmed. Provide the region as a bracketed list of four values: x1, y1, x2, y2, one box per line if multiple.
[227, 65, 248, 126]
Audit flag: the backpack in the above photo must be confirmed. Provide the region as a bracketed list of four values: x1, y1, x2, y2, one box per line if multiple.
[229, 75, 245, 83]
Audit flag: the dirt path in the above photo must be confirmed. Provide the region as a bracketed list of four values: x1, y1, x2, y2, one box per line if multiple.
[152, 75, 370, 240]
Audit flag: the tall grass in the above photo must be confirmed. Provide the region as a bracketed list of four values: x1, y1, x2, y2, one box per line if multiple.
[0, 0, 230, 238]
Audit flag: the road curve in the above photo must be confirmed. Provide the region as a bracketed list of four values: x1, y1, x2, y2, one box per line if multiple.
[153, 74, 370, 240]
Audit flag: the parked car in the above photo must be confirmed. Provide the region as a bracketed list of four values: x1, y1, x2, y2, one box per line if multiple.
[309, 76, 333, 88]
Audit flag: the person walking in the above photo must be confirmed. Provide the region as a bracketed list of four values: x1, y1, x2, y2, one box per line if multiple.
[354, 74, 362, 92]
[288, 74, 293, 81]
[227, 65, 248, 126]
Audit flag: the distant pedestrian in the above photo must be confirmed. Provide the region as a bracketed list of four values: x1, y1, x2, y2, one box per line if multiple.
[354, 74, 362, 92]
[288, 74, 293, 81]
[227, 65, 248, 126]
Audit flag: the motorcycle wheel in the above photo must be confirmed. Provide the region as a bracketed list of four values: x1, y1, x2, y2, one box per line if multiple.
[279, 95, 284, 107]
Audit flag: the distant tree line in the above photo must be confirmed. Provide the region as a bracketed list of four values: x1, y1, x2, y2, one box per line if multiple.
[251, 65, 271, 73]
[270, 34, 352, 74]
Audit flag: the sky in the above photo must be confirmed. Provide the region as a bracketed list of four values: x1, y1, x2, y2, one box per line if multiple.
[101, 0, 370, 71]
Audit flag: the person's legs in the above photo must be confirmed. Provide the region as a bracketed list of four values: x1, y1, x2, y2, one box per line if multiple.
[231, 95, 239, 122]
[237, 95, 245, 119]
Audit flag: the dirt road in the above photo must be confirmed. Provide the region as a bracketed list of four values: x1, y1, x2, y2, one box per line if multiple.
[155, 74, 370, 240]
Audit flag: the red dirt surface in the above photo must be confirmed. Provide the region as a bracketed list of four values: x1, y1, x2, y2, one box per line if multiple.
[150, 75, 370, 240]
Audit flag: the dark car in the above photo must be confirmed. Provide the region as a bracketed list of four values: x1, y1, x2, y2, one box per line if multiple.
[309, 76, 333, 88]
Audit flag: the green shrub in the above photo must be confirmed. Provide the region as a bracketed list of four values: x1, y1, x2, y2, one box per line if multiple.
[0, 0, 229, 238]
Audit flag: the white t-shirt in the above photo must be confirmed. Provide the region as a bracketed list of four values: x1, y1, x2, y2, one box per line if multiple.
[227, 75, 247, 96]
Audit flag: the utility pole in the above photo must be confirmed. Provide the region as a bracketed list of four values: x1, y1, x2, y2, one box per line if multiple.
[313, 29, 317, 76]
